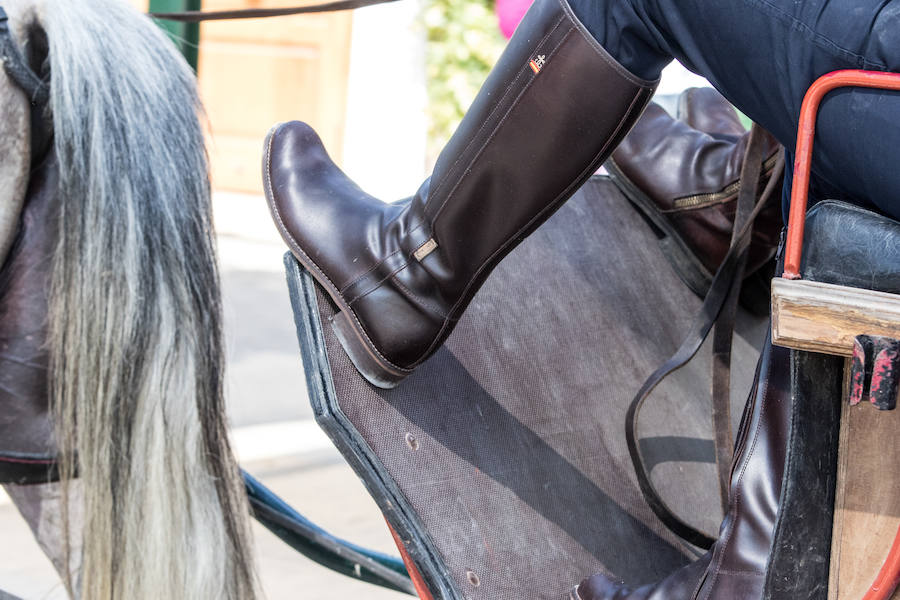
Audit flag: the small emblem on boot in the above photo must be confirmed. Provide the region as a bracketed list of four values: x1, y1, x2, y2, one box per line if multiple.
[529, 55, 546, 73]
[414, 238, 438, 261]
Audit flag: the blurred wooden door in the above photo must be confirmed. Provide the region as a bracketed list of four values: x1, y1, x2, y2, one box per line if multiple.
[198, 0, 353, 193]
[129, 0, 352, 194]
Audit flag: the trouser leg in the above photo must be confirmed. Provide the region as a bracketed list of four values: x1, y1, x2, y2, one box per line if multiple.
[568, 0, 900, 220]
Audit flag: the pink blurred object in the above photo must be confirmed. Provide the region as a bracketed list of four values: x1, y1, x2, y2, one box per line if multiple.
[496, 0, 533, 39]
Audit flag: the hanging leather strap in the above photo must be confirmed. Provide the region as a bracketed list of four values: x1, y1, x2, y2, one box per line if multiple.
[148, 0, 400, 22]
[709, 124, 768, 512]
[625, 126, 784, 549]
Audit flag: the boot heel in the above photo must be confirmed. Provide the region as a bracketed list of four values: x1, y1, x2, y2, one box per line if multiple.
[330, 309, 409, 389]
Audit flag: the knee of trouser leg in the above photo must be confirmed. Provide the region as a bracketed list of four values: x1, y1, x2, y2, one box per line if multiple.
[866, 7, 900, 71]
[564, 0, 670, 80]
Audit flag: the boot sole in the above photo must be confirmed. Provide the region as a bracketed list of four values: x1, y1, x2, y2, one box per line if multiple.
[262, 124, 411, 389]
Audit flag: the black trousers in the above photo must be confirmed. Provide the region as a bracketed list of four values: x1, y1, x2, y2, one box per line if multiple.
[569, 0, 900, 221]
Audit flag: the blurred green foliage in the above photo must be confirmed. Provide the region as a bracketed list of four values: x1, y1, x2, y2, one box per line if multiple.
[420, 0, 505, 164]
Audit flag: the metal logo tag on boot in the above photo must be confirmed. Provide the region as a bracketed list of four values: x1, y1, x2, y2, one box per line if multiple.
[414, 238, 438, 261]
[529, 55, 546, 74]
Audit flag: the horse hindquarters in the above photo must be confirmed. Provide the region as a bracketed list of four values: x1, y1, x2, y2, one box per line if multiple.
[0, 0, 259, 597]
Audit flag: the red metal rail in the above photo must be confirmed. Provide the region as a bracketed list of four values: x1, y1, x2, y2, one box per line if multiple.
[862, 524, 900, 600]
[783, 70, 900, 279]
[782, 69, 900, 600]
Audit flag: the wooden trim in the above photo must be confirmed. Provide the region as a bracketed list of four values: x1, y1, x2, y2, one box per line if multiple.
[829, 368, 900, 600]
[771, 278, 900, 356]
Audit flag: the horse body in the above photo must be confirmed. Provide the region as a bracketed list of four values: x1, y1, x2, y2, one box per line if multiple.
[0, 1, 258, 597]
[0, 0, 31, 268]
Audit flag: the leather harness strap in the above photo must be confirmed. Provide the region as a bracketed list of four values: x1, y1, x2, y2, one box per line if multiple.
[625, 127, 784, 549]
[148, 0, 400, 22]
[0, 6, 48, 105]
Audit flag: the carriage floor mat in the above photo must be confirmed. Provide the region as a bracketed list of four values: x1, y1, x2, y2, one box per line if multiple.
[284, 176, 768, 600]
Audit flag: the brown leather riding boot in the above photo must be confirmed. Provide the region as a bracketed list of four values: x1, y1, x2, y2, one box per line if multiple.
[264, 0, 657, 387]
[677, 87, 747, 139]
[605, 101, 783, 299]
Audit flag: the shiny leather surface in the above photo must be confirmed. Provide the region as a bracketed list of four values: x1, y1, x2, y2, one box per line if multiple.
[800, 200, 900, 294]
[265, 0, 656, 372]
[694, 341, 789, 599]
[0, 154, 58, 483]
[576, 339, 791, 600]
[576, 555, 712, 600]
[608, 102, 782, 276]
[678, 88, 747, 139]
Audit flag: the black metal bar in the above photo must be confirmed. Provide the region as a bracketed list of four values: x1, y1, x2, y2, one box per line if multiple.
[243, 470, 416, 595]
[149, 0, 201, 70]
[149, 0, 399, 22]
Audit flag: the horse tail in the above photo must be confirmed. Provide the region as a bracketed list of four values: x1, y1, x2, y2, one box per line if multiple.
[41, 1, 258, 597]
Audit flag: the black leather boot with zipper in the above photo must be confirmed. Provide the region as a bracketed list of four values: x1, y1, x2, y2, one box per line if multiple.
[263, 0, 657, 387]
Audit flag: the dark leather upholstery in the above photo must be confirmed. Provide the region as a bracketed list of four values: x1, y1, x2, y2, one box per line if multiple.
[0, 154, 58, 484]
[800, 200, 900, 294]
[762, 199, 900, 598]
[264, 0, 656, 386]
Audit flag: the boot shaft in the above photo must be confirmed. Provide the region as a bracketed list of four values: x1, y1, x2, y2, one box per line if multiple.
[417, 0, 657, 301]
[265, 0, 657, 384]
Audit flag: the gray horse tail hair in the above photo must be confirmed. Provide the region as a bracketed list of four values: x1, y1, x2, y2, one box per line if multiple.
[41, 0, 259, 597]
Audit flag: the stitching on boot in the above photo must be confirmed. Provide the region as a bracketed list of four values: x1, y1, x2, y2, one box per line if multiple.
[337, 205, 424, 291]
[427, 24, 572, 226]
[345, 261, 449, 319]
[554, 0, 659, 88]
[339, 22, 573, 319]
[419, 14, 567, 221]
[438, 75, 649, 324]
[699, 358, 773, 597]
[761, 351, 800, 585]
[338, 247, 402, 294]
